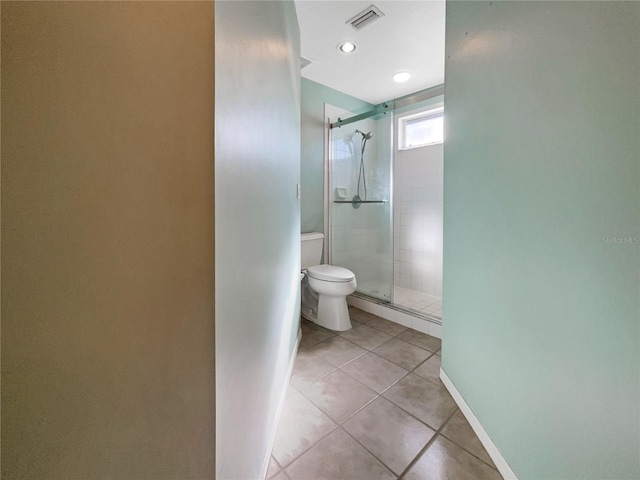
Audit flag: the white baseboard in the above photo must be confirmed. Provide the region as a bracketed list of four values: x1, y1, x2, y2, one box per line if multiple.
[259, 327, 302, 480]
[439, 368, 518, 480]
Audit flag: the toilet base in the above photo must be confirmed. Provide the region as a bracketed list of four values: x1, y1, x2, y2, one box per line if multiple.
[314, 294, 352, 331]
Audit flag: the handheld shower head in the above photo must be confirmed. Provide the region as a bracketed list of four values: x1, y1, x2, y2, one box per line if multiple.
[355, 129, 373, 140]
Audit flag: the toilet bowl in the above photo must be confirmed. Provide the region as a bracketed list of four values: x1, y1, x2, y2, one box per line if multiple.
[301, 233, 357, 331]
[303, 265, 357, 331]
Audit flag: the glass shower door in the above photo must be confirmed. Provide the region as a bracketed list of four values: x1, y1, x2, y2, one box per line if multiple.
[329, 111, 394, 302]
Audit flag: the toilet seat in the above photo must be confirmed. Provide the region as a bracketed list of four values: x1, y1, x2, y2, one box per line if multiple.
[307, 265, 355, 283]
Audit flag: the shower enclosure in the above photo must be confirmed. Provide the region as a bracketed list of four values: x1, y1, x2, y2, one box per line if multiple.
[326, 87, 444, 322]
[328, 106, 394, 303]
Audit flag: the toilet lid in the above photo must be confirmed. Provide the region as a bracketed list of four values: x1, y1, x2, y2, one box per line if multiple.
[307, 265, 355, 282]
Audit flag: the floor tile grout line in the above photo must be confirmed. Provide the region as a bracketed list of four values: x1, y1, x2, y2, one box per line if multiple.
[288, 352, 452, 472]
[409, 350, 438, 372]
[366, 369, 454, 434]
[267, 456, 291, 480]
[269, 455, 285, 476]
[292, 315, 450, 476]
[337, 424, 403, 478]
[397, 407, 461, 480]
[335, 394, 458, 478]
[326, 351, 450, 433]
[280, 384, 423, 479]
[438, 431, 501, 472]
[302, 328, 364, 355]
[308, 337, 379, 371]
[272, 465, 292, 480]
[337, 357, 410, 397]
[396, 330, 442, 352]
[301, 335, 436, 381]
[277, 418, 339, 472]
[298, 331, 337, 349]
[363, 347, 412, 375]
[288, 380, 450, 469]
[403, 339, 441, 352]
[368, 355, 451, 431]
[371, 354, 429, 373]
[335, 336, 394, 354]
[341, 308, 442, 346]
[333, 393, 379, 426]
[293, 372, 380, 426]
[330, 350, 368, 369]
[362, 335, 441, 381]
[299, 318, 443, 394]
[378, 385, 449, 434]
[288, 325, 454, 475]
[339, 323, 438, 358]
[419, 375, 445, 388]
[292, 366, 337, 387]
[362, 319, 410, 338]
[338, 323, 397, 346]
[370, 339, 437, 372]
[296, 335, 400, 390]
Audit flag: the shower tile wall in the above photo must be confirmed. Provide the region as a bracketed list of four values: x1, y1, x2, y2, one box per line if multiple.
[393, 142, 443, 300]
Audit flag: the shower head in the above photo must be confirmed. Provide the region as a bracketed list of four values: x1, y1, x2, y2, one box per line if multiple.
[355, 129, 373, 140]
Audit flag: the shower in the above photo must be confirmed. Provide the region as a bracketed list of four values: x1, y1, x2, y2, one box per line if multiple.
[327, 89, 444, 323]
[353, 130, 372, 207]
[328, 111, 392, 303]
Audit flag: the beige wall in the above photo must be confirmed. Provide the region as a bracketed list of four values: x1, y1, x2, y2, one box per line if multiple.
[1, 2, 215, 478]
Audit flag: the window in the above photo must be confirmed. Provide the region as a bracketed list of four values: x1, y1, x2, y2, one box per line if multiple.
[398, 106, 444, 150]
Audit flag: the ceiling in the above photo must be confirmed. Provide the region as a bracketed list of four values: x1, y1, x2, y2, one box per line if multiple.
[294, 0, 446, 105]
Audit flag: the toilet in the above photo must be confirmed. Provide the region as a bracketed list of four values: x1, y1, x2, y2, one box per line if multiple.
[301, 232, 357, 331]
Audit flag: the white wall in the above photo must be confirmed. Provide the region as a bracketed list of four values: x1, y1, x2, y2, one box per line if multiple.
[214, 2, 301, 478]
[394, 107, 444, 299]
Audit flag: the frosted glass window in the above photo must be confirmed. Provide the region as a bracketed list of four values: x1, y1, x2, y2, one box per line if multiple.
[399, 107, 444, 149]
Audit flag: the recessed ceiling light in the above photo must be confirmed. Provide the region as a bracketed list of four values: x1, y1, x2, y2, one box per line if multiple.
[393, 72, 411, 83]
[338, 41, 356, 54]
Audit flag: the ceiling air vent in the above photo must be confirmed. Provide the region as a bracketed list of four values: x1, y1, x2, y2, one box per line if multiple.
[300, 57, 312, 70]
[346, 4, 385, 30]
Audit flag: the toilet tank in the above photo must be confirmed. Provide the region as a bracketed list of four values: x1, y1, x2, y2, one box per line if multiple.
[301, 232, 324, 270]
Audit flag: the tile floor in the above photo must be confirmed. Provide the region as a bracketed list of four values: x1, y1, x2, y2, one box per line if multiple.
[393, 286, 442, 318]
[267, 307, 502, 480]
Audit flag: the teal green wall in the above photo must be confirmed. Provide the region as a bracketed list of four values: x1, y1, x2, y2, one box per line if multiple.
[442, 2, 639, 479]
[300, 78, 371, 234]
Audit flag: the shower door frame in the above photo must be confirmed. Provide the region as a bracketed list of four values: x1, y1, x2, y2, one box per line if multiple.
[324, 102, 396, 304]
[322, 103, 332, 267]
[322, 84, 447, 317]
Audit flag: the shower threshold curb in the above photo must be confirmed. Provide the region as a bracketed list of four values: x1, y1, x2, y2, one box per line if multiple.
[348, 292, 443, 339]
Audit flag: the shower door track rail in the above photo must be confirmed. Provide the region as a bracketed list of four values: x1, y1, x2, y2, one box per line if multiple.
[333, 200, 388, 204]
[330, 102, 392, 129]
[329, 83, 445, 130]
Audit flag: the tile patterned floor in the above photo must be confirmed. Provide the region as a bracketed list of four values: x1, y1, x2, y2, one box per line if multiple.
[267, 307, 503, 480]
[393, 286, 442, 318]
